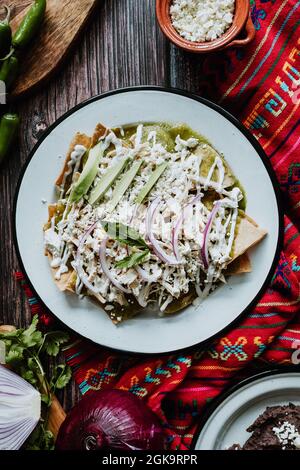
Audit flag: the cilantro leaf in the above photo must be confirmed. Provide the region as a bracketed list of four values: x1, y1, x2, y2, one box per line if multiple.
[42, 331, 70, 357]
[20, 315, 43, 348]
[19, 367, 38, 387]
[5, 343, 25, 365]
[25, 424, 55, 450]
[101, 221, 148, 249]
[115, 249, 150, 269]
[51, 364, 72, 390]
[41, 394, 52, 406]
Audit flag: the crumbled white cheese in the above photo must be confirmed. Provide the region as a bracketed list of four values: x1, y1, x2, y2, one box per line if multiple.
[170, 0, 235, 43]
[273, 421, 300, 449]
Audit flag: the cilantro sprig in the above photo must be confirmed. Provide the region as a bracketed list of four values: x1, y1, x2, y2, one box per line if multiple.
[101, 221, 148, 249]
[0, 316, 71, 450]
[115, 249, 150, 269]
[101, 221, 150, 269]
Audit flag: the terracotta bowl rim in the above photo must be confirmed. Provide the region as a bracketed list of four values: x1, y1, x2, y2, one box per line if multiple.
[156, 0, 250, 53]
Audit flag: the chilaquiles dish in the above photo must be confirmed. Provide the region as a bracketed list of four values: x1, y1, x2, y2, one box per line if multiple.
[44, 122, 267, 324]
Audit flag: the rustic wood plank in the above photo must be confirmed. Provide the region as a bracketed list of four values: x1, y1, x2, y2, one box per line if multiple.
[0, 0, 171, 410]
[170, 45, 205, 94]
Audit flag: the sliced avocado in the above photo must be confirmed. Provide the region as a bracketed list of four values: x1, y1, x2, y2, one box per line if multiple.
[69, 143, 103, 203]
[135, 162, 168, 204]
[108, 160, 143, 212]
[89, 157, 129, 205]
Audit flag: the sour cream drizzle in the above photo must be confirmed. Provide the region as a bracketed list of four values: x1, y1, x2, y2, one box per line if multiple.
[60, 145, 87, 196]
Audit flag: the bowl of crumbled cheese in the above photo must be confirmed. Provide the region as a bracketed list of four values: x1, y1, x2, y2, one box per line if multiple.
[156, 0, 255, 53]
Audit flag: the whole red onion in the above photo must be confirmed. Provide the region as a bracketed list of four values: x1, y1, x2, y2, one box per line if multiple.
[56, 390, 165, 451]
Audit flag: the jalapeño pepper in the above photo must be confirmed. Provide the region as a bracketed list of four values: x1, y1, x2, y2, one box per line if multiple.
[0, 55, 19, 90]
[0, 113, 20, 165]
[0, 5, 12, 59]
[13, 0, 47, 50]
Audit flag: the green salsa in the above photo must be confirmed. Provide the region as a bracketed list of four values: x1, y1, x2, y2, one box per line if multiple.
[114, 121, 247, 211]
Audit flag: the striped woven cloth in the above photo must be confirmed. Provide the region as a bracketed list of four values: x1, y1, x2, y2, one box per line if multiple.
[17, 0, 300, 450]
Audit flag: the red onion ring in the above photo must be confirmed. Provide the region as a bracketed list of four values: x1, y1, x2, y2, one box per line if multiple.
[146, 198, 180, 266]
[201, 201, 222, 270]
[99, 237, 131, 294]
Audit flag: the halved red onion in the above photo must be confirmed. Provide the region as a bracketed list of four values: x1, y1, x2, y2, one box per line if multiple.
[99, 237, 130, 294]
[146, 198, 180, 266]
[171, 194, 202, 262]
[201, 201, 222, 270]
[56, 389, 164, 451]
[75, 221, 101, 295]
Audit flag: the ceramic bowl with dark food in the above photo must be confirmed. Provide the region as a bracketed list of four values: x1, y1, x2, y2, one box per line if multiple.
[156, 0, 256, 53]
[194, 370, 300, 450]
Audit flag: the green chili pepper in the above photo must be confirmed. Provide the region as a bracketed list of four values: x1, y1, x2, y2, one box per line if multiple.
[12, 0, 47, 50]
[0, 55, 19, 90]
[0, 5, 12, 59]
[0, 113, 20, 165]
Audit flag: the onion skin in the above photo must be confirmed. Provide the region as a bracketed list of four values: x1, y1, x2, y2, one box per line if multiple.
[56, 390, 165, 451]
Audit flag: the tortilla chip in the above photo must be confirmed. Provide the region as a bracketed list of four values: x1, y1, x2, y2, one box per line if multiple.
[91, 123, 109, 147]
[232, 215, 267, 261]
[55, 133, 91, 187]
[46, 253, 75, 292]
[55, 123, 109, 189]
[227, 253, 252, 275]
[48, 204, 57, 220]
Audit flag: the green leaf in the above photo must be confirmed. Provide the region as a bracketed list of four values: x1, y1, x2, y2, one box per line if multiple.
[25, 424, 55, 451]
[20, 315, 43, 348]
[51, 364, 72, 391]
[41, 394, 52, 406]
[5, 343, 24, 364]
[115, 249, 150, 269]
[27, 357, 41, 373]
[42, 331, 70, 357]
[101, 221, 148, 249]
[42, 430, 55, 450]
[19, 367, 38, 386]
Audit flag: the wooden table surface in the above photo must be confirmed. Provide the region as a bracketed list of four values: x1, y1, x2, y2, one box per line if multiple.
[0, 0, 204, 410]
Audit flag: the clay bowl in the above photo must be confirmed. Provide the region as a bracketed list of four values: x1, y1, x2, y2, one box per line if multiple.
[156, 0, 255, 53]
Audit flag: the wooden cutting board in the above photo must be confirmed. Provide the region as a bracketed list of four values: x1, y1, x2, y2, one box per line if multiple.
[0, 0, 99, 99]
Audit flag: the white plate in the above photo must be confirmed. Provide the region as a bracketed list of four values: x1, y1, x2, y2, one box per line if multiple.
[14, 87, 282, 354]
[194, 370, 300, 450]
